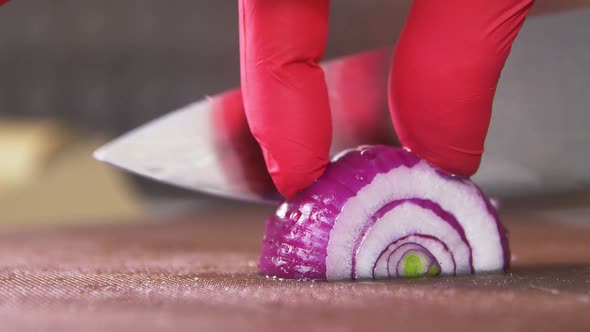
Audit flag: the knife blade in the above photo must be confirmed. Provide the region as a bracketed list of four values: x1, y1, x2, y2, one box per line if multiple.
[95, 9, 590, 204]
[94, 48, 394, 204]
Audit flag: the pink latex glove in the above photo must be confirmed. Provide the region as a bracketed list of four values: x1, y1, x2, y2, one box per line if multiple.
[239, 0, 535, 199]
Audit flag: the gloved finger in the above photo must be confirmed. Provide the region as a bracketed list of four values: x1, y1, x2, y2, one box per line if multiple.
[238, 0, 332, 199]
[389, 0, 534, 177]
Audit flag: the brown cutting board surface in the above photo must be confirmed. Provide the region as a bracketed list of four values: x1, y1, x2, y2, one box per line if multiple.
[0, 204, 589, 332]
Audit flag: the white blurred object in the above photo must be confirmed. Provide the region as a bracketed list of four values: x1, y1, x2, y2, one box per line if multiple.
[95, 8, 590, 203]
[475, 8, 590, 196]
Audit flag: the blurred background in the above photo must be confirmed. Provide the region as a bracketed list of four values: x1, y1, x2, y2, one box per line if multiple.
[1, 1, 589, 230]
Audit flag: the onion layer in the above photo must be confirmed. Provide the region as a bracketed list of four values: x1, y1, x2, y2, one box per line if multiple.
[259, 145, 509, 281]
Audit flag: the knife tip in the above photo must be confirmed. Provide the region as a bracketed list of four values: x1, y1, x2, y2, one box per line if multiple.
[92, 144, 109, 162]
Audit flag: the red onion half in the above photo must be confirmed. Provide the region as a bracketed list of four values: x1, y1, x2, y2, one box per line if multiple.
[259, 145, 509, 280]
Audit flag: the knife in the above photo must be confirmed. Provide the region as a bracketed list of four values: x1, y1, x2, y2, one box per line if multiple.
[94, 9, 590, 204]
[94, 48, 394, 204]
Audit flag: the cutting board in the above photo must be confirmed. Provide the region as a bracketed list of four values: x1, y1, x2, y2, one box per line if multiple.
[0, 199, 589, 331]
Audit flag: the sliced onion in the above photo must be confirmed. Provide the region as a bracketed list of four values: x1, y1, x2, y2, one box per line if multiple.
[259, 145, 509, 281]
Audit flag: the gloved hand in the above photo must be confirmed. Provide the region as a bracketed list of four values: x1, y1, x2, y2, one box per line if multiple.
[238, 0, 535, 199]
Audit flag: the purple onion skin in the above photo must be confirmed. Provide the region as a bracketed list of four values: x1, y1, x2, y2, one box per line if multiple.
[258, 145, 509, 281]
